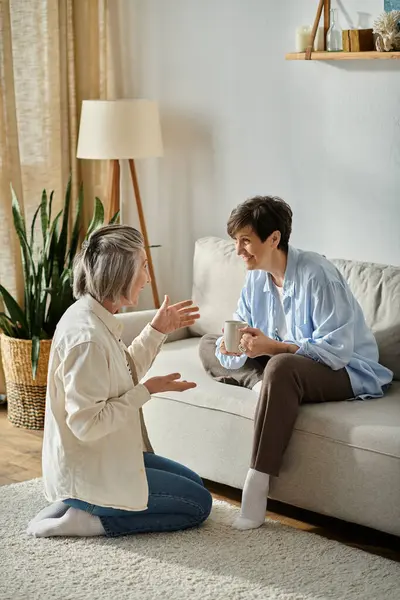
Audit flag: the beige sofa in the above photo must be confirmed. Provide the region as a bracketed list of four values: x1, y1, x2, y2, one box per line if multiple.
[117, 237, 400, 536]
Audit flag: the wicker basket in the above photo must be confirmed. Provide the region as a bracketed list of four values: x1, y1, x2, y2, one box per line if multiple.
[0, 335, 52, 429]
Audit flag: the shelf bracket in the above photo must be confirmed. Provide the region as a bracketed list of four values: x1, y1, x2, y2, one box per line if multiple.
[305, 0, 331, 60]
[324, 0, 331, 49]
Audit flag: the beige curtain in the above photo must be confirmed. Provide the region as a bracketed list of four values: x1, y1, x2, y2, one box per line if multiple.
[0, 0, 112, 393]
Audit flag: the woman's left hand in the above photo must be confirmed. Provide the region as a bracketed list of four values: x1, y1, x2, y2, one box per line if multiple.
[151, 295, 200, 335]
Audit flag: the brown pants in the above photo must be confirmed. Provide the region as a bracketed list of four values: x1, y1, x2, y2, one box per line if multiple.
[199, 334, 353, 477]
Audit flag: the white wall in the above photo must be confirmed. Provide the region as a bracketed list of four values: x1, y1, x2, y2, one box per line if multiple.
[110, 0, 400, 306]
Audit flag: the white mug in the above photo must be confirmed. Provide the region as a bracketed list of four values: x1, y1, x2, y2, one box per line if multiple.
[224, 320, 248, 353]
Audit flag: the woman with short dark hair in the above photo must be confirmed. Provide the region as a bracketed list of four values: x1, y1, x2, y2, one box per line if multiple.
[200, 196, 392, 531]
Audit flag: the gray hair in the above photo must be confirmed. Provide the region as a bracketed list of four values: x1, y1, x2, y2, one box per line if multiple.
[73, 225, 144, 303]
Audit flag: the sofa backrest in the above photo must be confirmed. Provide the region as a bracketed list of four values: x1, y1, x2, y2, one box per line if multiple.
[190, 237, 400, 380]
[331, 259, 400, 380]
[190, 237, 245, 337]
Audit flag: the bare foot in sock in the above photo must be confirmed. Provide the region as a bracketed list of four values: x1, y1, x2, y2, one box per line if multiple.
[232, 468, 269, 531]
[26, 507, 105, 538]
[28, 501, 69, 527]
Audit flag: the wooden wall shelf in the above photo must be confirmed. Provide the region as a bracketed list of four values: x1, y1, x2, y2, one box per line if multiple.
[286, 51, 400, 61]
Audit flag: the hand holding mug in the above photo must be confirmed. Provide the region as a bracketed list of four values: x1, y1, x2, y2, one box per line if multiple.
[222, 320, 248, 355]
[220, 337, 242, 357]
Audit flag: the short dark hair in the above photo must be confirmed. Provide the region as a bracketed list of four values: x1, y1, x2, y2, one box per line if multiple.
[227, 196, 293, 252]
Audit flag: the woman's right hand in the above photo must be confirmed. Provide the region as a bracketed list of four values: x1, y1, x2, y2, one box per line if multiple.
[143, 373, 196, 395]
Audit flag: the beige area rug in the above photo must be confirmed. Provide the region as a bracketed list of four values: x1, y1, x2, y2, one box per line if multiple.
[1, 480, 399, 600]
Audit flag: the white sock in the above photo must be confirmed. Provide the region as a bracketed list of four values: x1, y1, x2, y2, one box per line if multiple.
[26, 507, 105, 538]
[28, 501, 69, 527]
[233, 468, 269, 531]
[252, 380, 263, 395]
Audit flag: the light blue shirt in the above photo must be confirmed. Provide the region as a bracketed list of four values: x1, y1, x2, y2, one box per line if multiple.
[216, 246, 393, 399]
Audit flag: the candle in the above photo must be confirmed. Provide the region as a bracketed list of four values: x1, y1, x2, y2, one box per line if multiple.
[295, 26, 325, 52]
[296, 26, 312, 52]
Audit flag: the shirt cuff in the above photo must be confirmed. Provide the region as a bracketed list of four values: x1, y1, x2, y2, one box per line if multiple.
[128, 383, 151, 409]
[145, 323, 168, 343]
[215, 348, 247, 370]
[296, 341, 324, 363]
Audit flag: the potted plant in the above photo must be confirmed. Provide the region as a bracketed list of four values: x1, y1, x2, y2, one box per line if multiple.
[0, 177, 118, 429]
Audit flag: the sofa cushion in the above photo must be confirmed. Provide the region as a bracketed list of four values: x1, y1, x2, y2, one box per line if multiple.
[331, 259, 400, 380]
[148, 338, 257, 420]
[189, 236, 400, 380]
[190, 237, 246, 337]
[145, 338, 400, 460]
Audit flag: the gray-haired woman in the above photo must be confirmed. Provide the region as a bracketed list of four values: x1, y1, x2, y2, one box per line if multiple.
[27, 225, 212, 538]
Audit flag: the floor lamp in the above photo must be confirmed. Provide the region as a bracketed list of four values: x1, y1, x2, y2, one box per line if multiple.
[76, 99, 163, 308]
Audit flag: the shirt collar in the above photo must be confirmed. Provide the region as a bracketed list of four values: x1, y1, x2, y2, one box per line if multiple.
[81, 295, 123, 339]
[262, 245, 298, 296]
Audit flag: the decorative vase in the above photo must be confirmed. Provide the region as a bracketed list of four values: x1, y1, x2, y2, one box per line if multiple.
[327, 8, 343, 51]
[0, 335, 52, 429]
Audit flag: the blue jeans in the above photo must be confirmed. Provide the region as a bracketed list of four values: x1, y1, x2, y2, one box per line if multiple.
[64, 453, 212, 537]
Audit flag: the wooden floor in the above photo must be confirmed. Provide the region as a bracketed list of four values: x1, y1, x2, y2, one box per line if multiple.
[1, 405, 398, 562]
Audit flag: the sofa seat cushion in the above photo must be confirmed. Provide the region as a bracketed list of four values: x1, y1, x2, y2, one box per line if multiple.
[147, 339, 257, 420]
[146, 338, 400, 460]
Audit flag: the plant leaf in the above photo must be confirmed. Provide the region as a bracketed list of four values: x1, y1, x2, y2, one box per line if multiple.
[14, 222, 37, 293]
[11, 186, 32, 302]
[24, 276, 32, 334]
[48, 190, 54, 228]
[33, 250, 47, 341]
[11, 188, 37, 279]
[29, 203, 41, 251]
[59, 267, 73, 286]
[0, 313, 19, 337]
[108, 210, 120, 225]
[0, 284, 29, 336]
[85, 197, 104, 239]
[44, 209, 63, 256]
[31, 334, 40, 379]
[44, 209, 62, 287]
[40, 189, 49, 245]
[10, 185, 27, 236]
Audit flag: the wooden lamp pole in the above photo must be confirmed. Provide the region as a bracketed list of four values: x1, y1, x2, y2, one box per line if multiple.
[106, 158, 161, 309]
[106, 160, 120, 223]
[128, 158, 160, 309]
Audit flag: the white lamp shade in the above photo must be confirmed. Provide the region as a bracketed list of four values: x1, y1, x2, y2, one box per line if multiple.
[77, 99, 163, 160]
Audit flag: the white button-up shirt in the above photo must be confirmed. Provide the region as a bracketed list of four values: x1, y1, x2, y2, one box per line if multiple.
[42, 295, 166, 510]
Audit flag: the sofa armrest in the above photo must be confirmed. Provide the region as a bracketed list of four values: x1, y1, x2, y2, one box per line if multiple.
[115, 310, 191, 346]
